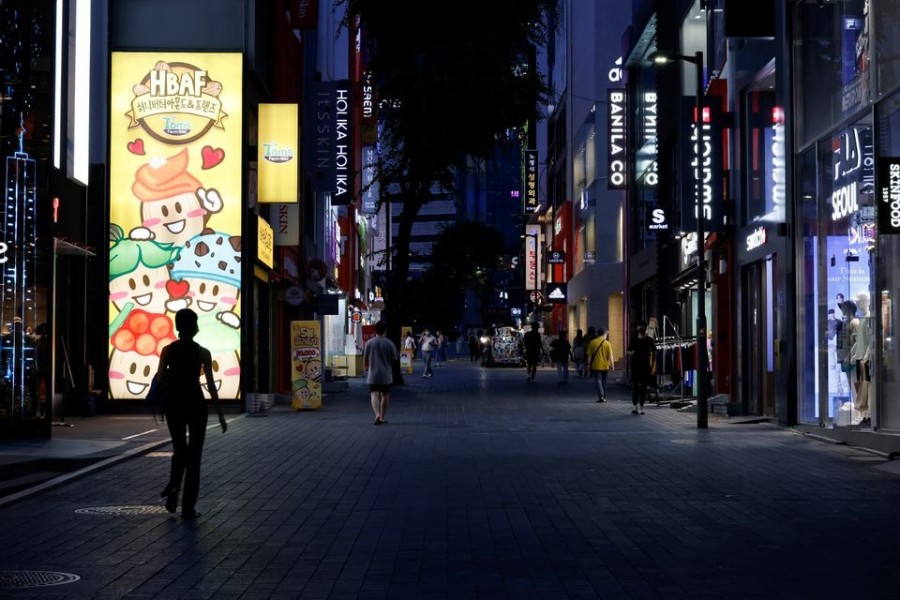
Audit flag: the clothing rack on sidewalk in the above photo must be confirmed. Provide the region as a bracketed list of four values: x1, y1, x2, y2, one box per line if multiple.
[650, 315, 695, 405]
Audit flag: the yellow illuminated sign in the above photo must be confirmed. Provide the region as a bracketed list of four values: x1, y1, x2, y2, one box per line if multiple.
[108, 52, 243, 400]
[258, 103, 299, 203]
[257, 215, 274, 269]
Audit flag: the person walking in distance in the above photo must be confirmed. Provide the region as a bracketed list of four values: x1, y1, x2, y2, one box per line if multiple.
[468, 333, 480, 362]
[434, 329, 446, 367]
[364, 321, 400, 425]
[523, 322, 543, 382]
[586, 326, 614, 402]
[627, 322, 656, 414]
[419, 329, 438, 377]
[550, 329, 573, 385]
[580, 326, 597, 377]
[403, 330, 416, 361]
[156, 308, 227, 520]
[571, 329, 585, 378]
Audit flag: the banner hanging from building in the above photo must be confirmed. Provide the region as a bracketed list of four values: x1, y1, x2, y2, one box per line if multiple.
[680, 99, 724, 234]
[877, 157, 900, 235]
[607, 89, 627, 189]
[524, 149, 539, 214]
[258, 103, 298, 203]
[270, 203, 300, 245]
[108, 52, 243, 401]
[303, 80, 351, 203]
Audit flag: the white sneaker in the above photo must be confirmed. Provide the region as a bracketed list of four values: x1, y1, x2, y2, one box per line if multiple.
[631, 408, 639, 414]
[638, 408, 645, 415]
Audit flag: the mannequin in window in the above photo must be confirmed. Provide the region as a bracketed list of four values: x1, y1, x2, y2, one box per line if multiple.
[837, 299, 858, 407]
[851, 292, 872, 426]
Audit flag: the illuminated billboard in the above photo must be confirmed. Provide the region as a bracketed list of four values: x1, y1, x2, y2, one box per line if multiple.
[258, 103, 299, 203]
[108, 52, 243, 400]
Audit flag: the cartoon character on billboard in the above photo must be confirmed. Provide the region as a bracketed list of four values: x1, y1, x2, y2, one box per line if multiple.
[109, 224, 177, 316]
[130, 148, 223, 246]
[167, 228, 242, 328]
[108, 308, 176, 399]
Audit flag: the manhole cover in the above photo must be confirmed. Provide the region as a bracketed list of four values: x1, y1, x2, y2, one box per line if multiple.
[75, 505, 170, 515]
[0, 570, 80, 589]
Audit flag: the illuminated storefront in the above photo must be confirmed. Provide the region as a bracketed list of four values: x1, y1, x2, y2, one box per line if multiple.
[108, 52, 243, 401]
[793, 0, 900, 446]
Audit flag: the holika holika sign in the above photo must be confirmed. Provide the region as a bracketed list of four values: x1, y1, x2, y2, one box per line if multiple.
[109, 52, 243, 402]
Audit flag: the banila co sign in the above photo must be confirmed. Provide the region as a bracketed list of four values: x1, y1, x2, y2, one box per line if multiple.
[607, 89, 627, 190]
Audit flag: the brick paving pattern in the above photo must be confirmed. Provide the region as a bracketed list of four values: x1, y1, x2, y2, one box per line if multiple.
[2, 360, 900, 599]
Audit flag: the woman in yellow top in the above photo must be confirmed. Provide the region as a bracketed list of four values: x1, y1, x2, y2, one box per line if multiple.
[585, 327, 614, 402]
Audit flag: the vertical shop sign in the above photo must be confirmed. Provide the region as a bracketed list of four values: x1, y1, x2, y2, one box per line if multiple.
[525, 224, 541, 291]
[680, 100, 723, 233]
[361, 145, 378, 214]
[288, 0, 319, 30]
[258, 103, 299, 203]
[108, 52, 243, 401]
[304, 80, 335, 193]
[291, 320, 323, 409]
[270, 203, 300, 245]
[257, 215, 274, 269]
[637, 92, 658, 187]
[333, 80, 351, 204]
[607, 89, 627, 189]
[877, 157, 900, 234]
[524, 149, 539, 214]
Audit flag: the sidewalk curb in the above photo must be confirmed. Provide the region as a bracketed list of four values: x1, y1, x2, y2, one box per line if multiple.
[0, 414, 246, 509]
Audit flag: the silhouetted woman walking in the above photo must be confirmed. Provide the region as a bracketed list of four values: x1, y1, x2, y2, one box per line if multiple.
[156, 308, 227, 519]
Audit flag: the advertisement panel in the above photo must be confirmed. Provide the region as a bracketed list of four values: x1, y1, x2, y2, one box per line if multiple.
[108, 52, 243, 401]
[291, 320, 323, 410]
[258, 103, 299, 203]
[257, 215, 274, 269]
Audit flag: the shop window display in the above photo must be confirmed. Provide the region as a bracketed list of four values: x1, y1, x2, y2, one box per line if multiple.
[823, 119, 875, 427]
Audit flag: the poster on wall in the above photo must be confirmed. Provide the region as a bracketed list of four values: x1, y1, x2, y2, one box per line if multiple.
[108, 52, 243, 401]
[401, 325, 413, 373]
[291, 320, 323, 410]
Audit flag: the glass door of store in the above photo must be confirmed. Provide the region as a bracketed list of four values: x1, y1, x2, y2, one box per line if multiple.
[744, 258, 776, 417]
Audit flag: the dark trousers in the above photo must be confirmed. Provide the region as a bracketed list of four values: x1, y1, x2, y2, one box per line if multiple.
[165, 403, 209, 513]
[632, 373, 651, 406]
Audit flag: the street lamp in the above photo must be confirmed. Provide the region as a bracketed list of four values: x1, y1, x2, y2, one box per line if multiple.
[521, 232, 540, 318]
[650, 49, 708, 429]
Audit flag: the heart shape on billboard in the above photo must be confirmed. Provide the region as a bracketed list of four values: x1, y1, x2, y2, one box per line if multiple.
[127, 139, 146, 155]
[166, 279, 190, 299]
[201, 145, 225, 169]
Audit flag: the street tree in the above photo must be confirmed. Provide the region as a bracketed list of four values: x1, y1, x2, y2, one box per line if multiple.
[339, 0, 557, 356]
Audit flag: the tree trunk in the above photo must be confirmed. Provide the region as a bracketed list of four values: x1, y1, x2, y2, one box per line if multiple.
[386, 183, 428, 384]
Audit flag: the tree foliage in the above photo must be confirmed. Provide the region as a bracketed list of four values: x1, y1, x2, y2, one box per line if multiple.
[407, 221, 506, 332]
[338, 0, 557, 372]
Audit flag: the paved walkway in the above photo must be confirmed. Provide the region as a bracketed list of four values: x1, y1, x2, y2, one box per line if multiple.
[2, 360, 900, 599]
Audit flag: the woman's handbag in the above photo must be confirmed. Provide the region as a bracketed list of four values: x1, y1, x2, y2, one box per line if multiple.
[147, 373, 169, 422]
